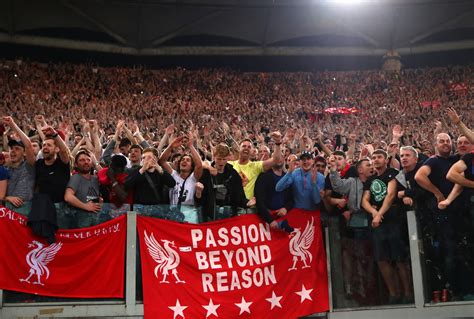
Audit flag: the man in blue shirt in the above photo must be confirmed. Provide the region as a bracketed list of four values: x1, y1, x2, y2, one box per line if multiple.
[275, 151, 325, 211]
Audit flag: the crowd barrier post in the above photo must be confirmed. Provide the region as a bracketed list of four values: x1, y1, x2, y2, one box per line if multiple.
[125, 211, 137, 308]
[407, 210, 426, 308]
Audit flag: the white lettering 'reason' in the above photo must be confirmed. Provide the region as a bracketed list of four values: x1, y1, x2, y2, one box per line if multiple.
[191, 223, 272, 249]
[202, 265, 276, 292]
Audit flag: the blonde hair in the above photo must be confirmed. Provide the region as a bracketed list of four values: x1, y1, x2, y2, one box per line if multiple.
[214, 143, 230, 158]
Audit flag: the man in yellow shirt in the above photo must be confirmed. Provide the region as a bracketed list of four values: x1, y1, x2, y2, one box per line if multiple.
[229, 132, 282, 200]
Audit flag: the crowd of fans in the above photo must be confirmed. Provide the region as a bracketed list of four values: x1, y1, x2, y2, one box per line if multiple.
[0, 58, 473, 306]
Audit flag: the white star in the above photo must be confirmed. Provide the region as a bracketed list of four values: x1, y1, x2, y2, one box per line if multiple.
[235, 296, 253, 315]
[202, 298, 220, 318]
[169, 299, 188, 319]
[265, 291, 283, 309]
[295, 284, 313, 303]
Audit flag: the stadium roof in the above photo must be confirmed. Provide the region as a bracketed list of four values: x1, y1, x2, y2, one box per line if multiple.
[1, 0, 474, 57]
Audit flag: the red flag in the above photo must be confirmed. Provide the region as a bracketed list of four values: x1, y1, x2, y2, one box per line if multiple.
[137, 209, 329, 319]
[0, 206, 126, 298]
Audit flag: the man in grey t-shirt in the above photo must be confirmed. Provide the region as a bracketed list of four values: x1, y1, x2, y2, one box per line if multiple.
[3, 116, 36, 216]
[65, 150, 101, 228]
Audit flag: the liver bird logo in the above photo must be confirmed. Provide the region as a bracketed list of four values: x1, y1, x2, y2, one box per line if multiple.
[19, 240, 63, 285]
[288, 217, 315, 271]
[144, 231, 185, 284]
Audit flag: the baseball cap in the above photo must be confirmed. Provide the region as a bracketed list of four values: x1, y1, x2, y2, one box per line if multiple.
[299, 151, 314, 160]
[111, 154, 128, 169]
[8, 139, 25, 148]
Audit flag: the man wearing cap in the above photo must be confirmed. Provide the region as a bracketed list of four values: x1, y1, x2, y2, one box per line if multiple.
[35, 126, 72, 228]
[275, 151, 325, 211]
[98, 154, 131, 222]
[2, 116, 36, 216]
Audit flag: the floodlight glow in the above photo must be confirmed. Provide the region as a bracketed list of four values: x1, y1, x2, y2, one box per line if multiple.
[326, 0, 364, 4]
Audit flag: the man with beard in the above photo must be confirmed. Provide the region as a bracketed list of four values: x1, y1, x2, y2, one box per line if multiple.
[362, 149, 406, 304]
[415, 133, 462, 300]
[196, 144, 254, 221]
[230, 132, 283, 201]
[2, 116, 36, 216]
[35, 126, 72, 228]
[275, 151, 324, 211]
[255, 154, 294, 232]
[159, 134, 203, 207]
[64, 150, 102, 228]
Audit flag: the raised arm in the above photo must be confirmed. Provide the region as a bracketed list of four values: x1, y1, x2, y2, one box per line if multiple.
[34, 115, 48, 142]
[89, 120, 102, 160]
[187, 132, 203, 180]
[2, 116, 35, 166]
[159, 136, 184, 174]
[42, 126, 71, 164]
[156, 124, 175, 152]
[315, 129, 332, 157]
[447, 107, 474, 143]
[262, 131, 283, 172]
[132, 123, 150, 149]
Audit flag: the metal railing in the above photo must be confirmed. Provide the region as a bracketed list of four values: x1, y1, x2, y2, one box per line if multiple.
[1, 209, 474, 318]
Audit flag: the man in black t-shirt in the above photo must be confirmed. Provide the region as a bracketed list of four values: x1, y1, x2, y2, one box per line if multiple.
[197, 144, 254, 221]
[445, 151, 474, 297]
[35, 126, 72, 228]
[447, 151, 474, 188]
[415, 133, 462, 299]
[362, 149, 411, 304]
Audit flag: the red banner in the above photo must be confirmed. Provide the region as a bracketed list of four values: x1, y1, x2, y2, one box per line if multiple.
[450, 82, 468, 94]
[0, 206, 126, 298]
[137, 209, 329, 319]
[420, 100, 441, 108]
